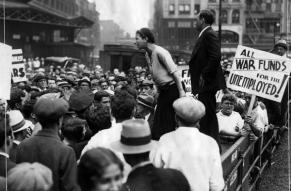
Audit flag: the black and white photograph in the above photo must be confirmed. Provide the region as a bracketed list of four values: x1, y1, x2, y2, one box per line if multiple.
[0, 0, 290, 191]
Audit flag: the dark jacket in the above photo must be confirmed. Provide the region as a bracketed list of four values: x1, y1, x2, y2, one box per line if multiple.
[9, 142, 18, 163]
[0, 154, 16, 177]
[188, 27, 226, 95]
[123, 163, 190, 191]
[16, 128, 79, 191]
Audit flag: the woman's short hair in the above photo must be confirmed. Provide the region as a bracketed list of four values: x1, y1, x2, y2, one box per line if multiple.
[136, 28, 155, 43]
[78, 147, 124, 190]
[221, 93, 237, 104]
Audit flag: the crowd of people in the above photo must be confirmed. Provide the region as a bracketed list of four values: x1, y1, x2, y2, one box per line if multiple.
[0, 9, 289, 191]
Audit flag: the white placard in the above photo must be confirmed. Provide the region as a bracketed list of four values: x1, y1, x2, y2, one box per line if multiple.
[0, 43, 12, 100]
[11, 49, 26, 83]
[178, 65, 192, 95]
[227, 45, 291, 102]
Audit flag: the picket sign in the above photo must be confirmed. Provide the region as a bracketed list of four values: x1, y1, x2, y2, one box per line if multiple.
[0, 43, 13, 100]
[227, 45, 291, 103]
[178, 64, 192, 96]
[11, 49, 26, 83]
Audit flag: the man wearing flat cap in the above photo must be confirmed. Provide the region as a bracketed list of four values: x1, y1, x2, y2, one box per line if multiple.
[150, 97, 224, 191]
[111, 119, 191, 191]
[16, 96, 79, 191]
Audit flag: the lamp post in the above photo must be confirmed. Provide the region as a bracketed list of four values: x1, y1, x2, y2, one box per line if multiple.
[273, 22, 280, 45]
[219, 0, 222, 47]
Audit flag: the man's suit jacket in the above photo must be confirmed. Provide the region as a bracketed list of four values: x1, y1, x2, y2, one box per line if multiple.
[124, 163, 190, 191]
[188, 27, 226, 95]
[0, 154, 16, 177]
[9, 142, 18, 162]
[16, 128, 79, 191]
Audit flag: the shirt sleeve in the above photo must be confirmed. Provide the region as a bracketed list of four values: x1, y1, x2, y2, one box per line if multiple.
[157, 50, 177, 74]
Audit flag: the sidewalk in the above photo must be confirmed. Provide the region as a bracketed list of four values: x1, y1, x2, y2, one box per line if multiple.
[259, 130, 290, 191]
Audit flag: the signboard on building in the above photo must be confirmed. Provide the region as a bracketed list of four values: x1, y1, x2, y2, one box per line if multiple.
[227, 45, 291, 102]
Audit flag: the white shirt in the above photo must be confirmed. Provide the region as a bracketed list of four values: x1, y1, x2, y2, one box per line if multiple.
[81, 122, 132, 179]
[198, 26, 211, 38]
[81, 122, 123, 156]
[217, 111, 244, 135]
[251, 104, 269, 132]
[150, 127, 224, 191]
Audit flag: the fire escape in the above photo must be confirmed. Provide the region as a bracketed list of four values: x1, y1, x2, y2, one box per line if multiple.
[245, 0, 262, 45]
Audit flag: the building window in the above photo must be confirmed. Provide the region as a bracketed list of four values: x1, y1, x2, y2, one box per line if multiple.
[194, 4, 200, 15]
[221, 10, 228, 24]
[179, 4, 191, 15]
[232, 10, 240, 24]
[169, 4, 175, 15]
[168, 21, 175, 28]
[193, 20, 197, 27]
[12, 34, 21, 40]
[178, 21, 191, 28]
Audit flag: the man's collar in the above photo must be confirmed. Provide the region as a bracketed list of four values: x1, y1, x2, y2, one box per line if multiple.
[131, 161, 152, 172]
[13, 140, 21, 145]
[0, 151, 9, 158]
[198, 26, 211, 38]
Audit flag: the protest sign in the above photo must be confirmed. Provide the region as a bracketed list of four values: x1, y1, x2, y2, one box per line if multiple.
[178, 64, 192, 95]
[227, 45, 291, 102]
[11, 49, 26, 83]
[0, 43, 12, 100]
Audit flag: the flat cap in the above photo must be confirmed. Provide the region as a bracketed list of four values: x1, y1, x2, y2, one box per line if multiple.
[69, 90, 94, 111]
[173, 97, 205, 124]
[8, 162, 53, 191]
[34, 96, 69, 120]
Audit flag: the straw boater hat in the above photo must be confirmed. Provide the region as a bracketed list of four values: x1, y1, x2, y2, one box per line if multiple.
[111, 119, 157, 154]
[8, 110, 33, 133]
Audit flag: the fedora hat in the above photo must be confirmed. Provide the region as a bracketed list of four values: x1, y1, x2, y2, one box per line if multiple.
[275, 39, 287, 50]
[8, 110, 32, 133]
[137, 93, 154, 110]
[111, 119, 157, 154]
[173, 97, 205, 124]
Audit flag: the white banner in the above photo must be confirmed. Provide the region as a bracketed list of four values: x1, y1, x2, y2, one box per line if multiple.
[0, 43, 12, 100]
[227, 45, 291, 102]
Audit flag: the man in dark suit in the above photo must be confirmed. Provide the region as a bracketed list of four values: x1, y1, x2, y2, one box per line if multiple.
[0, 114, 16, 177]
[16, 95, 79, 191]
[111, 119, 190, 191]
[188, 9, 226, 147]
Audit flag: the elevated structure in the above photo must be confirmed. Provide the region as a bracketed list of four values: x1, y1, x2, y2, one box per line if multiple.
[0, 0, 100, 65]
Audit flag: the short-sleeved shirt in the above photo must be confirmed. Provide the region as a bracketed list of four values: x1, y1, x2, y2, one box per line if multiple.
[146, 45, 178, 87]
